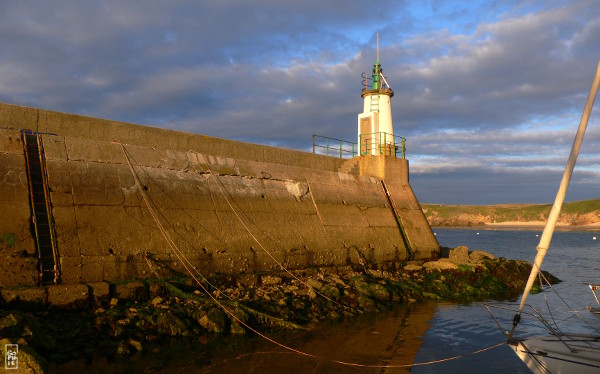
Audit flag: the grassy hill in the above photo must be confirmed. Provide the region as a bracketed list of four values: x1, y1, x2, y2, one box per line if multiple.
[421, 199, 600, 228]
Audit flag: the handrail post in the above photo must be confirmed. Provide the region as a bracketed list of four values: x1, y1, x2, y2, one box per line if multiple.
[402, 137, 406, 158]
[384, 132, 387, 155]
[312, 134, 315, 154]
[326, 137, 329, 156]
[359, 134, 362, 155]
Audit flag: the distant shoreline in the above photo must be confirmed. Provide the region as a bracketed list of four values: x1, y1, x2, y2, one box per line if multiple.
[432, 223, 600, 232]
[422, 200, 600, 232]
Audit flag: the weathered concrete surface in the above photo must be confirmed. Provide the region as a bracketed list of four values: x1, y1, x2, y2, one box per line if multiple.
[47, 284, 89, 308]
[0, 102, 439, 286]
[0, 129, 38, 286]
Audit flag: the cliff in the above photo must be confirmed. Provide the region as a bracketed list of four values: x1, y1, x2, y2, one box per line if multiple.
[422, 200, 600, 228]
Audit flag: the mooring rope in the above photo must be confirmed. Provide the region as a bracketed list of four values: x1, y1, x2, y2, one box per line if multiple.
[538, 270, 600, 334]
[207, 342, 506, 370]
[200, 161, 361, 313]
[120, 143, 508, 369]
[120, 144, 233, 300]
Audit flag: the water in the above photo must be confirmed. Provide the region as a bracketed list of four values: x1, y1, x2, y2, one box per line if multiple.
[59, 229, 600, 373]
[413, 228, 600, 373]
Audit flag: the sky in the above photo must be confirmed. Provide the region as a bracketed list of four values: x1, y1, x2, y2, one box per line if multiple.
[1, 0, 600, 205]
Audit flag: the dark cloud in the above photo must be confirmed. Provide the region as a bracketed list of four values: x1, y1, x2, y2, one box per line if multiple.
[1, 0, 599, 204]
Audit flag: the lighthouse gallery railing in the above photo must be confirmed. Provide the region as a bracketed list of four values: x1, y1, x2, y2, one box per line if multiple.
[359, 132, 406, 158]
[312, 134, 358, 158]
[312, 133, 406, 159]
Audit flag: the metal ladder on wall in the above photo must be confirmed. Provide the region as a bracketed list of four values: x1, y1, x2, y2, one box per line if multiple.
[22, 131, 60, 285]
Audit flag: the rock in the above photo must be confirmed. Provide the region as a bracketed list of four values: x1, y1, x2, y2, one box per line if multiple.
[238, 274, 258, 287]
[109, 298, 119, 307]
[0, 314, 21, 336]
[449, 246, 470, 265]
[47, 284, 89, 309]
[403, 264, 423, 271]
[367, 283, 390, 301]
[149, 282, 167, 296]
[230, 321, 246, 335]
[1, 287, 47, 304]
[155, 313, 188, 336]
[469, 250, 495, 263]
[88, 282, 110, 305]
[328, 274, 346, 286]
[306, 278, 323, 290]
[198, 308, 227, 334]
[115, 282, 148, 301]
[320, 285, 341, 300]
[282, 285, 299, 293]
[128, 338, 142, 352]
[423, 261, 459, 271]
[423, 292, 440, 300]
[117, 340, 131, 355]
[307, 287, 317, 299]
[357, 294, 376, 311]
[150, 296, 163, 306]
[261, 275, 282, 286]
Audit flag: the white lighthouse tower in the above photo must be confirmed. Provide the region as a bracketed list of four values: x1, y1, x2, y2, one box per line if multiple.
[357, 35, 396, 156]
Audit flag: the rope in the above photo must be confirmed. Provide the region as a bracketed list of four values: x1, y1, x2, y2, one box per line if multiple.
[539, 272, 562, 336]
[142, 253, 161, 278]
[518, 340, 551, 374]
[120, 145, 231, 300]
[331, 342, 506, 368]
[208, 342, 506, 369]
[201, 161, 360, 313]
[120, 143, 507, 368]
[538, 270, 600, 334]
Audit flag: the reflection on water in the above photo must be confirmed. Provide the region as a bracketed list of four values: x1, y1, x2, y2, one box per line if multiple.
[53, 302, 437, 374]
[200, 301, 436, 373]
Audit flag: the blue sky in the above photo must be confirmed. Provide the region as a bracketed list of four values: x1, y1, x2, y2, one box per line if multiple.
[1, 0, 599, 204]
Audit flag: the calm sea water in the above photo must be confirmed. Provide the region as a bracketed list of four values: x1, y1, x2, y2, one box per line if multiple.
[413, 228, 600, 373]
[58, 229, 600, 373]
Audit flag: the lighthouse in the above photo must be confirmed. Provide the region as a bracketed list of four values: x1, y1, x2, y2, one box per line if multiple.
[358, 35, 396, 156]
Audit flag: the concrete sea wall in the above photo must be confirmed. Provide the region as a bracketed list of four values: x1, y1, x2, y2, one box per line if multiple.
[0, 102, 439, 287]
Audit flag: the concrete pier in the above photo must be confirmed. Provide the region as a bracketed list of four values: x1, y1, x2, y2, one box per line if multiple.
[0, 102, 439, 286]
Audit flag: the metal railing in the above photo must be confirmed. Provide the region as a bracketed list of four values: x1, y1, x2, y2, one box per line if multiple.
[359, 132, 406, 158]
[312, 134, 358, 158]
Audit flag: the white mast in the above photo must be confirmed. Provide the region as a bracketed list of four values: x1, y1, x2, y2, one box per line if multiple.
[377, 33, 379, 62]
[510, 58, 600, 336]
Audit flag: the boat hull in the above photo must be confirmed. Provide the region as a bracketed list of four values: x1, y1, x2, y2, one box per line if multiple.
[511, 336, 600, 373]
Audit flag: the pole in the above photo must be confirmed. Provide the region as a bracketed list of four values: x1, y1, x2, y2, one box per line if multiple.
[377, 33, 379, 62]
[511, 58, 600, 336]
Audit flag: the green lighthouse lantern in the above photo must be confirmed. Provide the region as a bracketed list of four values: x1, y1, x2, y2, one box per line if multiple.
[371, 60, 382, 90]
